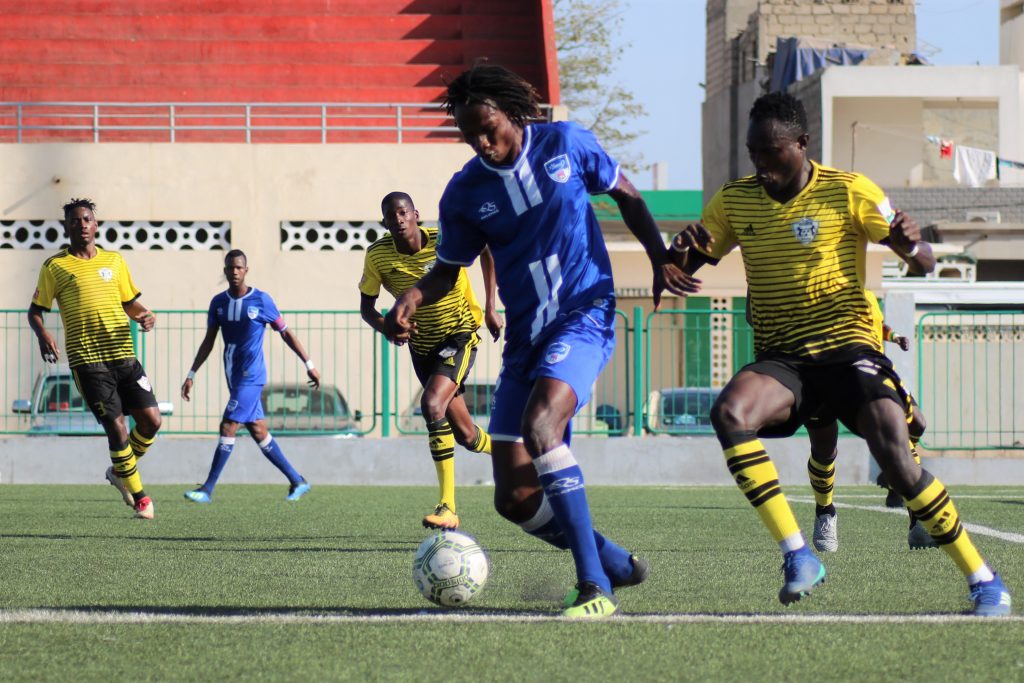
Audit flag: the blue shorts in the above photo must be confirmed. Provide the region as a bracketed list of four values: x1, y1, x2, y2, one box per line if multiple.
[489, 301, 615, 444]
[223, 384, 265, 424]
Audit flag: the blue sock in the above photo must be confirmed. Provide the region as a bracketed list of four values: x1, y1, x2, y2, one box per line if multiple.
[258, 434, 302, 485]
[533, 445, 610, 592]
[202, 436, 235, 493]
[521, 495, 634, 584]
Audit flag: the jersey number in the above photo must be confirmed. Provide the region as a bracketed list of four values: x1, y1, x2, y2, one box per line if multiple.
[529, 255, 562, 341]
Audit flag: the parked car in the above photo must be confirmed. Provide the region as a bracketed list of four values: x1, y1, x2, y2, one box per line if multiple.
[644, 387, 720, 435]
[11, 366, 173, 435]
[398, 380, 495, 433]
[261, 382, 362, 437]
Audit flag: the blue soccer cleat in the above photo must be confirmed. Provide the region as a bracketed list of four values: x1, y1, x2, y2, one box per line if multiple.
[286, 480, 311, 501]
[779, 546, 826, 605]
[184, 489, 212, 504]
[970, 574, 1012, 617]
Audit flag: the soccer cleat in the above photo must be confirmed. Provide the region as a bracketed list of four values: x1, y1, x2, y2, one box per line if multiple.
[779, 546, 826, 605]
[105, 466, 134, 507]
[970, 574, 1012, 617]
[422, 503, 460, 530]
[286, 480, 311, 501]
[133, 496, 155, 520]
[812, 513, 839, 552]
[562, 581, 619, 619]
[884, 489, 904, 508]
[563, 554, 650, 607]
[908, 521, 939, 549]
[184, 489, 212, 504]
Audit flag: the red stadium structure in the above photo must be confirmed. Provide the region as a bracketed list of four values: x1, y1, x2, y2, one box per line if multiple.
[0, 0, 560, 143]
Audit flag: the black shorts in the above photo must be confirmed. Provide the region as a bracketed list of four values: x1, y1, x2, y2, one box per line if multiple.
[72, 357, 159, 423]
[744, 347, 909, 439]
[410, 331, 480, 395]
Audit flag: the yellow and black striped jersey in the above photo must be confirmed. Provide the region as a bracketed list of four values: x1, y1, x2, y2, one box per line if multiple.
[32, 247, 140, 367]
[359, 227, 482, 355]
[702, 162, 894, 359]
[865, 290, 884, 351]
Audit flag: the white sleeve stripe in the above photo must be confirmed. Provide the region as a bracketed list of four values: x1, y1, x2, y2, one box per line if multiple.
[436, 253, 474, 267]
[594, 164, 621, 194]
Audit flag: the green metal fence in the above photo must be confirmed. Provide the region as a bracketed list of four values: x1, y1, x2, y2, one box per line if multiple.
[391, 309, 631, 437]
[4, 306, 1021, 449]
[917, 311, 1024, 450]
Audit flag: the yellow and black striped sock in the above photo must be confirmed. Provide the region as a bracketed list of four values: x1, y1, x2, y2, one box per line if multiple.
[905, 471, 986, 577]
[725, 436, 801, 545]
[427, 418, 456, 512]
[129, 427, 156, 461]
[468, 426, 492, 455]
[110, 443, 145, 503]
[807, 452, 836, 509]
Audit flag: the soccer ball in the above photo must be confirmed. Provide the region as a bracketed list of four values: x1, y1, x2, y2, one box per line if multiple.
[412, 530, 489, 607]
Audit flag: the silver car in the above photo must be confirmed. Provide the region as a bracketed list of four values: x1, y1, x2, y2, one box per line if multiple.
[11, 366, 173, 435]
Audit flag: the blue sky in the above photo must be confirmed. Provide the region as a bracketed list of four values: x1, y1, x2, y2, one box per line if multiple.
[610, 0, 1001, 190]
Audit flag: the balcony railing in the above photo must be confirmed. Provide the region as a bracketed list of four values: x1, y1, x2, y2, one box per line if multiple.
[0, 102, 553, 144]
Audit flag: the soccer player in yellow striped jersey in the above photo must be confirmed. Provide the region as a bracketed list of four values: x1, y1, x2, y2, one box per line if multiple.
[360, 192, 502, 530]
[672, 92, 1010, 615]
[28, 198, 162, 519]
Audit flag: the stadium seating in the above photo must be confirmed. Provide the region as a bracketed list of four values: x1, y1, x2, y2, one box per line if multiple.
[0, 0, 558, 142]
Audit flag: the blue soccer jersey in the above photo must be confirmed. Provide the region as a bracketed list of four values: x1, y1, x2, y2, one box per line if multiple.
[437, 122, 620, 361]
[207, 288, 286, 388]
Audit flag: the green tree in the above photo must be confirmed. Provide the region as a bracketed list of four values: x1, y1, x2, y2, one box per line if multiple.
[554, 0, 648, 171]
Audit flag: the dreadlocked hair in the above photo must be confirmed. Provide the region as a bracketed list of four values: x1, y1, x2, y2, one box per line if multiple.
[443, 63, 541, 127]
[749, 92, 808, 136]
[63, 197, 96, 221]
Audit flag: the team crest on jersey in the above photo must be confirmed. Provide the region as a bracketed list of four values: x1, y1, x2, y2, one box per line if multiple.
[98, 267, 113, 281]
[544, 341, 571, 365]
[247, 306, 259, 320]
[791, 217, 819, 245]
[544, 154, 572, 183]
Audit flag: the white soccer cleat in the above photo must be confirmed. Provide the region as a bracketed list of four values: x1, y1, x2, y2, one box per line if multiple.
[105, 466, 134, 506]
[812, 513, 839, 552]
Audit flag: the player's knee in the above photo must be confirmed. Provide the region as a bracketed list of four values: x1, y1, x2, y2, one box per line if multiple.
[420, 392, 448, 423]
[710, 395, 748, 434]
[909, 409, 927, 439]
[493, 488, 537, 525]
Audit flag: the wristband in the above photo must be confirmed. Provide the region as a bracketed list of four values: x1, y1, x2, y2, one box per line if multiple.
[905, 243, 920, 258]
[670, 239, 690, 254]
[186, 370, 196, 381]
[305, 359, 315, 371]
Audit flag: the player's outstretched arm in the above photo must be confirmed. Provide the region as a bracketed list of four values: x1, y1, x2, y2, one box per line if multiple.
[27, 303, 59, 363]
[359, 293, 387, 335]
[884, 210, 935, 276]
[279, 328, 320, 389]
[123, 298, 156, 332]
[607, 172, 701, 309]
[479, 246, 503, 341]
[182, 324, 218, 401]
[384, 262, 461, 344]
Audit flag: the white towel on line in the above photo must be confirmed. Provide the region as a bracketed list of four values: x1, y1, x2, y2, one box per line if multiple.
[953, 145, 997, 187]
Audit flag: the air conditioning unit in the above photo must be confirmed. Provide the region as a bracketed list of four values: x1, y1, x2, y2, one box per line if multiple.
[965, 210, 1000, 223]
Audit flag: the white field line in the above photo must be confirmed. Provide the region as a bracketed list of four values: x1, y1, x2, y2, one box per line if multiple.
[788, 496, 1024, 544]
[1, 608, 1022, 626]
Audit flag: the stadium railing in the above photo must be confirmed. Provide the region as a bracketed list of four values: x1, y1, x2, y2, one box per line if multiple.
[2, 307, 1020, 449]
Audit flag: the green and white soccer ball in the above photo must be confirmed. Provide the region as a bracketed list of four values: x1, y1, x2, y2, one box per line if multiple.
[412, 530, 489, 607]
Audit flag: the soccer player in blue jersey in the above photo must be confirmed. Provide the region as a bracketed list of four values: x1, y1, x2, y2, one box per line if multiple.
[180, 250, 320, 503]
[384, 64, 700, 617]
